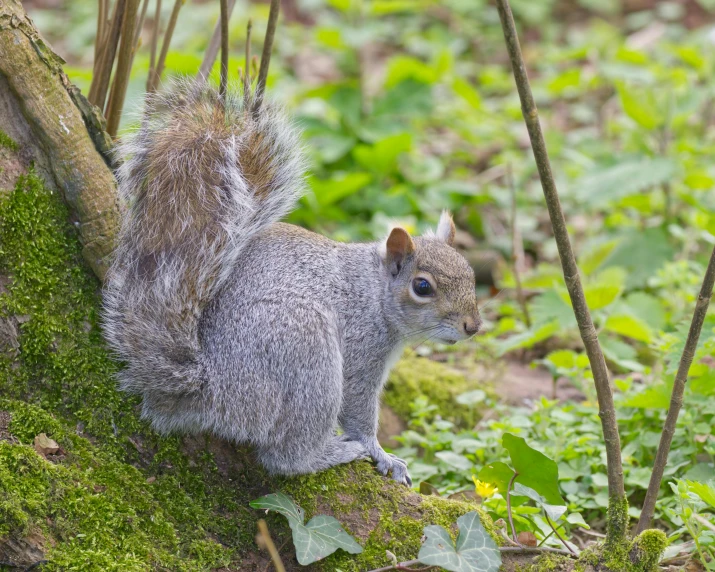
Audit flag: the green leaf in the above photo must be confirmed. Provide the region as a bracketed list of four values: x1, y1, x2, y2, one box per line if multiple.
[353, 133, 413, 176]
[604, 314, 653, 343]
[579, 240, 619, 275]
[478, 461, 516, 497]
[584, 283, 622, 311]
[309, 172, 373, 207]
[249, 492, 304, 524]
[687, 481, 715, 510]
[494, 321, 560, 356]
[456, 390, 487, 406]
[250, 493, 362, 565]
[617, 83, 661, 129]
[418, 512, 501, 572]
[574, 158, 677, 208]
[503, 434, 564, 505]
[621, 382, 671, 409]
[602, 227, 675, 288]
[436, 451, 473, 471]
[512, 483, 566, 521]
[530, 290, 576, 329]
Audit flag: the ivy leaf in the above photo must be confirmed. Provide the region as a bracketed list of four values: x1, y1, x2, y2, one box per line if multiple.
[250, 493, 363, 565]
[503, 434, 564, 505]
[418, 511, 501, 572]
[250, 492, 304, 524]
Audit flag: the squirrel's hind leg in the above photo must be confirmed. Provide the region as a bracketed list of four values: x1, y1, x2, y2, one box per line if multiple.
[257, 435, 369, 476]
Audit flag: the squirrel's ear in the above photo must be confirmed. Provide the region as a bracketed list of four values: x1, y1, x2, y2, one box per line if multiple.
[381, 227, 415, 276]
[435, 211, 456, 246]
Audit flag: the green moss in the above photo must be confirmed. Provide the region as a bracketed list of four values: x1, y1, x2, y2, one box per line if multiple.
[279, 461, 497, 571]
[514, 554, 575, 571]
[0, 129, 18, 152]
[384, 356, 490, 426]
[604, 495, 629, 550]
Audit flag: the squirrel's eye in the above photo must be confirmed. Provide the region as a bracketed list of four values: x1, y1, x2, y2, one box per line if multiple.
[412, 278, 433, 297]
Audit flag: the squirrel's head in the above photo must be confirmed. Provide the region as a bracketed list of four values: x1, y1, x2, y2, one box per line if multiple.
[379, 212, 481, 345]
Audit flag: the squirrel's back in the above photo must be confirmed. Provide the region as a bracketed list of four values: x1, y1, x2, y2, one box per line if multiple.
[103, 79, 306, 397]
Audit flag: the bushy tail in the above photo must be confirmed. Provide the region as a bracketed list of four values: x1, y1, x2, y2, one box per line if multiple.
[103, 79, 306, 395]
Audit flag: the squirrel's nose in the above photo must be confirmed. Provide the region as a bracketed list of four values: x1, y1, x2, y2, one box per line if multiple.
[463, 318, 481, 336]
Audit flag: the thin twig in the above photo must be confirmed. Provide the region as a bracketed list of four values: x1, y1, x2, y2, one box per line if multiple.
[499, 546, 576, 556]
[255, 519, 286, 572]
[105, 0, 141, 136]
[219, 0, 229, 97]
[367, 560, 437, 572]
[506, 471, 519, 542]
[132, 0, 149, 52]
[637, 246, 715, 533]
[89, 0, 127, 107]
[197, 0, 237, 82]
[252, 0, 280, 115]
[544, 512, 577, 556]
[244, 19, 252, 102]
[506, 162, 531, 328]
[147, 0, 162, 91]
[151, 0, 184, 92]
[495, 0, 627, 546]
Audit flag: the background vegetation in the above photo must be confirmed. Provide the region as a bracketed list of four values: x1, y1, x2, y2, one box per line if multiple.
[8, 0, 715, 568]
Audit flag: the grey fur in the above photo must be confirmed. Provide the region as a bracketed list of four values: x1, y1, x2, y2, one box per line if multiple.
[103, 80, 481, 484]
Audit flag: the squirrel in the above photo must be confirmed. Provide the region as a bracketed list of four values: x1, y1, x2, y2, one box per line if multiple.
[103, 79, 481, 485]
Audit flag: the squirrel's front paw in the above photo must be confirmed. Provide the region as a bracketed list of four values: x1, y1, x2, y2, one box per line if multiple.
[375, 452, 412, 487]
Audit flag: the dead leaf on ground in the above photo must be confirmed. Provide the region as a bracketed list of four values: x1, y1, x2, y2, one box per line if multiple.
[517, 531, 538, 547]
[34, 433, 59, 457]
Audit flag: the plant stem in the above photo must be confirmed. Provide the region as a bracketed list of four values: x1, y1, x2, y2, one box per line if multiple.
[219, 0, 229, 98]
[197, 0, 237, 82]
[147, 0, 161, 91]
[89, 0, 127, 107]
[636, 245, 715, 533]
[105, 0, 141, 137]
[132, 0, 149, 51]
[151, 0, 184, 92]
[495, 0, 627, 544]
[255, 519, 286, 572]
[252, 0, 280, 115]
[544, 512, 577, 556]
[506, 162, 531, 328]
[506, 471, 519, 542]
[244, 19, 252, 102]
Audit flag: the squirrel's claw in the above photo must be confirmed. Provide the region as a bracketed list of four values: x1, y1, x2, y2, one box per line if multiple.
[374, 451, 412, 487]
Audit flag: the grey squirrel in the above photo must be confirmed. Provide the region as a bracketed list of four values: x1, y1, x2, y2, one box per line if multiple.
[103, 79, 481, 485]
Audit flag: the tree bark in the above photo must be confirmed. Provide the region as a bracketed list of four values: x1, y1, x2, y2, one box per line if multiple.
[0, 0, 120, 280]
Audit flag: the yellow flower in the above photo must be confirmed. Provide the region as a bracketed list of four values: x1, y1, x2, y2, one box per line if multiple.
[472, 476, 497, 498]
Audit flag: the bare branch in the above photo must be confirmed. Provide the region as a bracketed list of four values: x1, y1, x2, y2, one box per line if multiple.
[89, 0, 127, 108]
[636, 245, 715, 533]
[105, 0, 141, 137]
[197, 0, 237, 82]
[151, 0, 185, 92]
[219, 0, 229, 97]
[252, 0, 280, 115]
[147, 0, 162, 91]
[506, 163, 531, 328]
[494, 0, 627, 545]
[506, 471, 519, 542]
